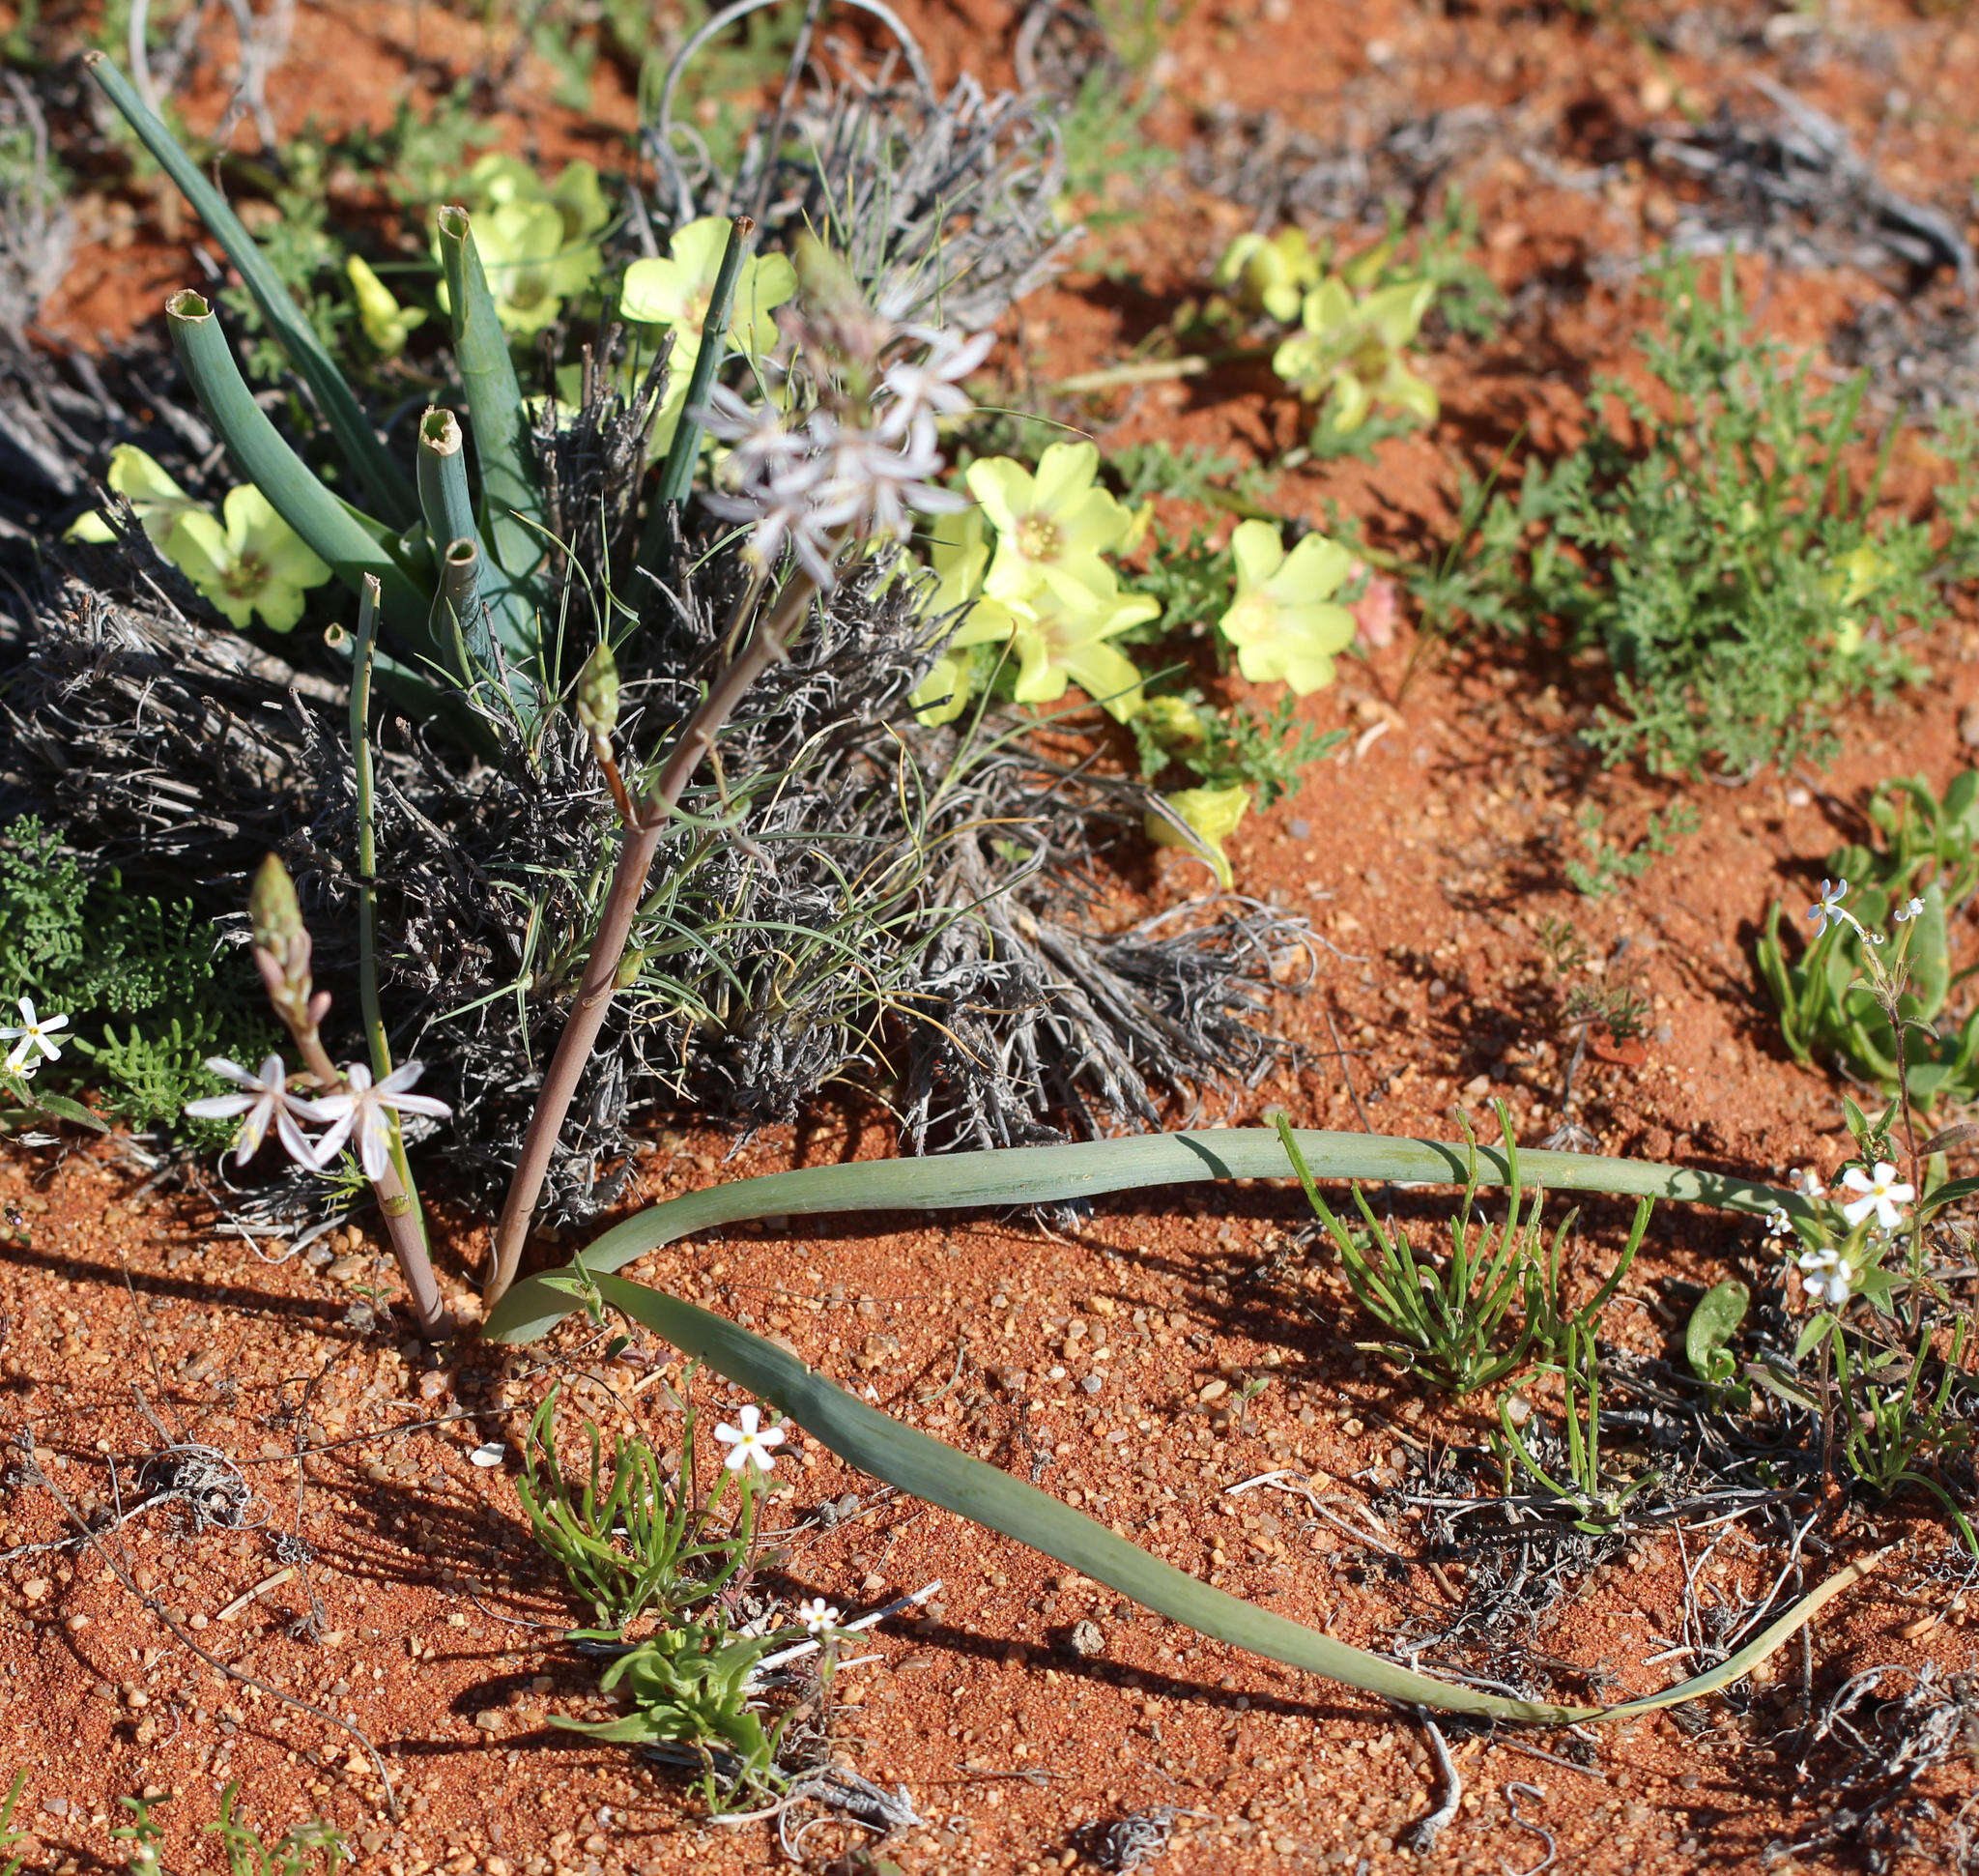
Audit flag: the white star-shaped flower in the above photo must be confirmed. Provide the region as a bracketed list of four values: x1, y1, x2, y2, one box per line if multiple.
[1807, 878, 1850, 936]
[1797, 1245, 1856, 1309]
[183, 1053, 326, 1167]
[794, 1597, 840, 1635]
[713, 1402, 785, 1474]
[0, 997, 69, 1074]
[1764, 1207, 1793, 1239]
[1838, 1161, 1914, 1232]
[1893, 896, 1926, 924]
[307, 1061, 453, 1180]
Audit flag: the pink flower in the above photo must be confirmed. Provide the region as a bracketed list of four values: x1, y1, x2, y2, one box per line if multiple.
[184, 1053, 326, 1168]
[307, 1062, 452, 1180]
[1349, 564, 1399, 649]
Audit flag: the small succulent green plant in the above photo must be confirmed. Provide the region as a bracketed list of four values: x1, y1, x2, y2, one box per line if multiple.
[516, 1384, 760, 1631]
[557, 1619, 791, 1812]
[1684, 1278, 1751, 1402]
[1758, 772, 1979, 1110]
[1828, 1315, 1975, 1554]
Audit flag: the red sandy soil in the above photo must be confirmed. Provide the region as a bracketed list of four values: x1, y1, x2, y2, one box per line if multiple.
[6, 1, 1979, 1872]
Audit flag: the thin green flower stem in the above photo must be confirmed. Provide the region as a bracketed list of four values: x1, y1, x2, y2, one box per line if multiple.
[483, 565, 821, 1309]
[351, 578, 447, 1340]
[656, 216, 755, 507]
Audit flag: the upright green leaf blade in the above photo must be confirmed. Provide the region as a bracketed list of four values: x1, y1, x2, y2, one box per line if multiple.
[434, 207, 545, 672]
[85, 52, 417, 528]
[167, 292, 439, 660]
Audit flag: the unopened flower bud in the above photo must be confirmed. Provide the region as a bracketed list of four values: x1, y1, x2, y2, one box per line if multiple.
[794, 233, 890, 394]
[250, 854, 309, 982]
[614, 947, 645, 990]
[576, 642, 620, 762]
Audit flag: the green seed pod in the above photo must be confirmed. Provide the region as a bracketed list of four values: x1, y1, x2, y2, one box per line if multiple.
[613, 947, 645, 990]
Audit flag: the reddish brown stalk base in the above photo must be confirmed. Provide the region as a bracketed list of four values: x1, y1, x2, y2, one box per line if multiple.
[482, 573, 815, 1309]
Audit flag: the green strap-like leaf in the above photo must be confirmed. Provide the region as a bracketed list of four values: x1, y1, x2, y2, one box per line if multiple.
[85, 53, 417, 528]
[434, 208, 546, 670]
[588, 1270, 1879, 1724]
[486, 1125, 1803, 1345]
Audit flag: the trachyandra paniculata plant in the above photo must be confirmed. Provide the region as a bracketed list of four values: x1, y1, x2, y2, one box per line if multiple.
[63, 40, 1899, 1732]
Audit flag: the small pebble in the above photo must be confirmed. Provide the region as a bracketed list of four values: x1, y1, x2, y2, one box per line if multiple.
[469, 1443, 507, 1468]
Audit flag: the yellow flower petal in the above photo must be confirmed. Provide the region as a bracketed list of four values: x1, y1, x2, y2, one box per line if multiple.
[1146, 786, 1250, 891]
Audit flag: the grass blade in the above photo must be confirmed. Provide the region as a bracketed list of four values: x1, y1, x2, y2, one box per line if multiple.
[85, 52, 417, 528]
[582, 1268, 1879, 1724]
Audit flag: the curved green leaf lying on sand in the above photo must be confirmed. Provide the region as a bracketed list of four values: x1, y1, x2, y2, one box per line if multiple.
[580, 1269, 1877, 1723]
[486, 1125, 1806, 1344]
[486, 1127, 1868, 1722]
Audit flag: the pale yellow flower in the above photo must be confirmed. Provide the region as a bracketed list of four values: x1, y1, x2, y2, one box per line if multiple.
[1218, 520, 1356, 694]
[1146, 785, 1251, 891]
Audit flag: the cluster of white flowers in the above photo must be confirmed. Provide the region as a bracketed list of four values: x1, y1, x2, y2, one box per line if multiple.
[1777, 1159, 1916, 1310]
[186, 1054, 451, 1174]
[0, 997, 68, 1077]
[699, 324, 993, 589]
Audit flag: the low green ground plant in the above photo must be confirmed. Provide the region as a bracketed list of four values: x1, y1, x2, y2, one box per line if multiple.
[517, 1383, 758, 1631]
[100, 1782, 344, 1876]
[0, 818, 271, 1133]
[1494, 1322, 1661, 1533]
[1275, 1109, 1649, 1395]
[1758, 772, 1979, 1109]
[1565, 798, 1699, 899]
[1431, 256, 1977, 778]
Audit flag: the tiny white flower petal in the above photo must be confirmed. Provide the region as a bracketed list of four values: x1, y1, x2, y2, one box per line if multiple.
[1840, 1167, 1874, 1196]
[470, 1443, 507, 1467]
[183, 1092, 258, 1120]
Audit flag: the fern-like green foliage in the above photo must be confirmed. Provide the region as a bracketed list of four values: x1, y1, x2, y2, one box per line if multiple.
[0, 818, 274, 1132]
[1436, 256, 1977, 778]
